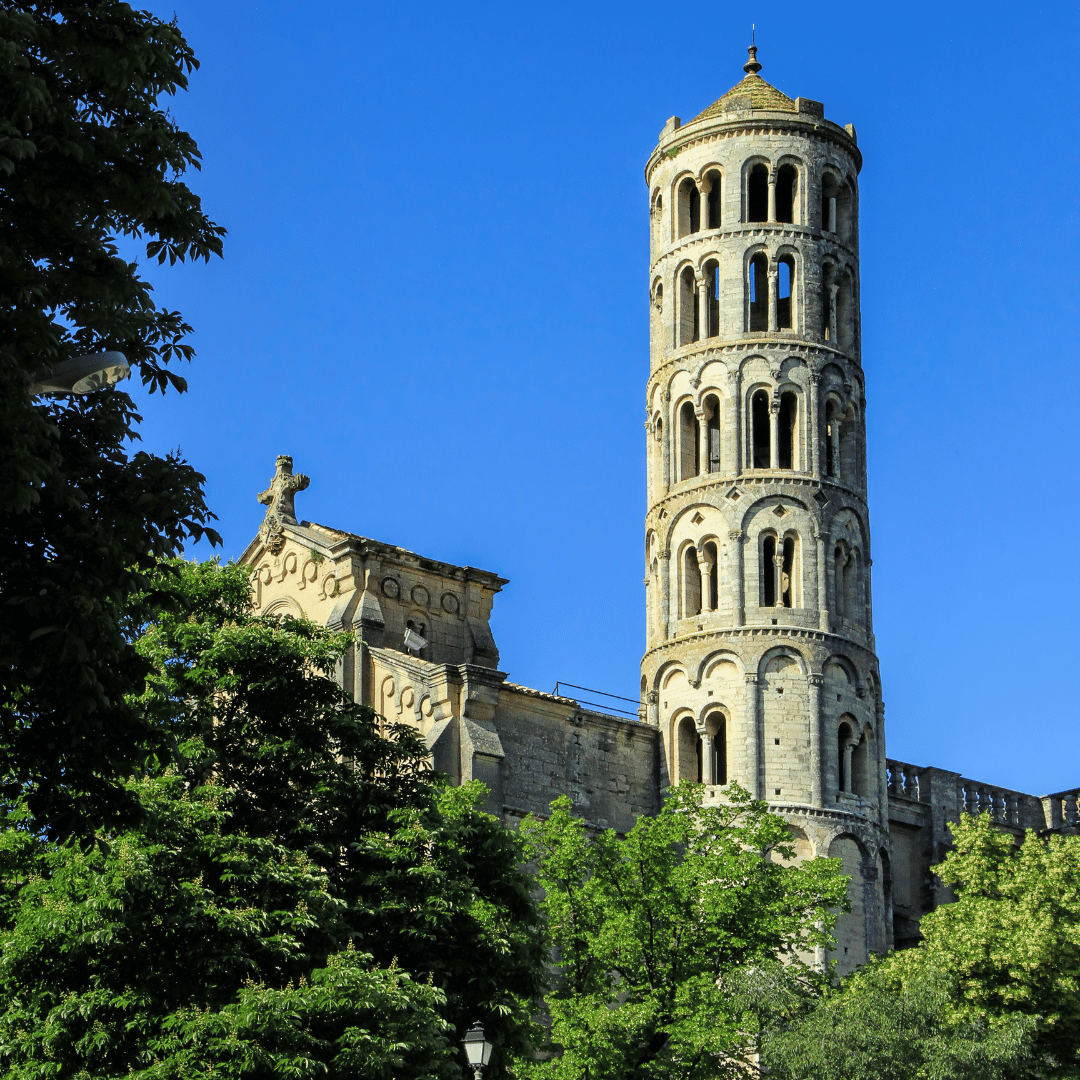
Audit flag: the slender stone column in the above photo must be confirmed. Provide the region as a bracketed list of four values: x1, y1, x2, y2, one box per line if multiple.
[808, 372, 821, 479]
[769, 398, 780, 469]
[659, 550, 671, 638]
[697, 407, 709, 473]
[731, 371, 743, 475]
[768, 267, 779, 332]
[773, 545, 785, 608]
[697, 547, 715, 612]
[828, 196, 837, 233]
[828, 283, 839, 344]
[809, 673, 824, 806]
[699, 178, 712, 229]
[696, 275, 708, 341]
[744, 672, 762, 798]
[729, 530, 744, 624]
[767, 175, 777, 222]
[701, 730, 715, 784]
[815, 530, 829, 631]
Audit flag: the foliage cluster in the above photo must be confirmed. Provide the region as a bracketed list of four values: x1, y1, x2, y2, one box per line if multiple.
[0, 0, 225, 841]
[0, 561, 545, 1079]
[514, 784, 849, 1080]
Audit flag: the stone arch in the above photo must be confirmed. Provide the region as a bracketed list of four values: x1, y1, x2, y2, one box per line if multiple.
[775, 823, 813, 866]
[741, 155, 771, 223]
[670, 709, 701, 784]
[656, 662, 688, 693]
[262, 595, 304, 619]
[701, 650, 746, 681]
[698, 164, 723, 229]
[672, 172, 701, 239]
[757, 645, 807, 679]
[823, 654, 858, 686]
[828, 832, 871, 975]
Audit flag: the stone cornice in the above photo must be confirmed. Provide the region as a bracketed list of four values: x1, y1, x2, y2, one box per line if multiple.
[641, 623, 880, 668]
[645, 114, 861, 186]
[650, 224, 858, 276]
[647, 339, 861, 397]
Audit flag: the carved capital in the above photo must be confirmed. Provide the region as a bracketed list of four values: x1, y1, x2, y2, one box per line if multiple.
[809, 371, 821, 385]
[728, 529, 743, 542]
[744, 673, 760, 685]
[807, 674, 824, 687]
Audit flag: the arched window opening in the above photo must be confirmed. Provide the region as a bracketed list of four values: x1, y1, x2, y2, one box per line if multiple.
[747, 163, 768, 222]
[748, 253, 768, 332]
[821, 173, 839, 233]
[704, 711, 727, 784]
[677, 178, 700, 238]
[703, 540, 719, 611]
[678, 401, 699, 480]
[836, 180, 853, 242]
[781, 534, 797, 608]
[683, 545, 701, 618]
[844, 549, 859, 623]
[851, 727, 870, 797]
[775, 164, 798, 224]
[778, 391, 797, 470]
[837, 720, 854, 793]
[703, 259, 720, 338]
[705, 169, 722, 228]
[834, 544, 846, 617]
[777, 255, 795, 330]
[825, 401, 837, 478]
[704, 393, 721, 473]
[678, 266, 697, 346]
[822, 264, 836, 342]
[836, 273, 853, 352]
[677, 716, 701, 784]
[762, 534, 777, 607]
[751, 389, 770, 468]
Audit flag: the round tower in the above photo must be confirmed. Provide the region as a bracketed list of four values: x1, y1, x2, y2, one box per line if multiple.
[641, 47, 890, 970]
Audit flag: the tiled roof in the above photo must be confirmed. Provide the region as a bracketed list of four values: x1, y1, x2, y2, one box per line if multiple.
[690, 73, 796, 122]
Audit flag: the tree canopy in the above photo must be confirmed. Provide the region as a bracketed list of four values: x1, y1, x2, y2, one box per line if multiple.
[512, 784, 848, 1080]
[0, 0, 225, 840]
[764, 813, 1080, 1080]
[0, 560, 545, 1078]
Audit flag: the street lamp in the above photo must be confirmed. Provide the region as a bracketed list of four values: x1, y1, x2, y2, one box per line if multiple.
[28, 351, 130, 395]
[462, 1022, 493, 1079]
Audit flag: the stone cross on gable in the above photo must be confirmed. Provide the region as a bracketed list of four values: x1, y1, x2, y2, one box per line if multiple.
[257, 455, 309, 553]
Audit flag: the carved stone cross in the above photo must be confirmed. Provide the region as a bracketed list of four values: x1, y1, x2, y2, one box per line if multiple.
[257, 455, 309, 553]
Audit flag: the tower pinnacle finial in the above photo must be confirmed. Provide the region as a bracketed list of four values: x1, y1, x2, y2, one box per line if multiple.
[744, 35, 762, 76]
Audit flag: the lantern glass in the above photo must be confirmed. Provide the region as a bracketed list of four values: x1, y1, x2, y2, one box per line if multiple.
[463, 1023, 492, 1068]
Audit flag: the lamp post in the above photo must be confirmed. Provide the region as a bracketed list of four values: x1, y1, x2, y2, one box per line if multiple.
[28, 351, 130, 395]
[462, 1022, 493, 1079]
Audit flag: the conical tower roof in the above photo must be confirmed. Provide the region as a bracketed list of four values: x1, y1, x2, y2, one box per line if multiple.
[690, 45, 796, 122]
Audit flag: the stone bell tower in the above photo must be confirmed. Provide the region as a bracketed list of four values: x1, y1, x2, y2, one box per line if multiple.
[640, 46, 890, 971]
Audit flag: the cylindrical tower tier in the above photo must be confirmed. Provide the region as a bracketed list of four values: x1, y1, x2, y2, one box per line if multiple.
[640, 48, 889, 971]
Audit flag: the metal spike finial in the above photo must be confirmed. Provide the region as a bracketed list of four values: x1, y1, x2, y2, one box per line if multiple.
[744, 35, 762, 76]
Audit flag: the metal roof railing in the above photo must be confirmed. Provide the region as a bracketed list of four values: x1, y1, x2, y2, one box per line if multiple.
[552, 682, 641, 719]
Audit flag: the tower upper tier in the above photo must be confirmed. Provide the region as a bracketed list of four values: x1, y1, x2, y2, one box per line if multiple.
[645, 49, 861, 372]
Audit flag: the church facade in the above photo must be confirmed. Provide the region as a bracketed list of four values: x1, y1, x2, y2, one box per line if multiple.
[242, 50, 1080, 974]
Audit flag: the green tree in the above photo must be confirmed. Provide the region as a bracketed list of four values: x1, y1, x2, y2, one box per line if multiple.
[0, 0, 224, 841]
[762, 954, 1035, 1080]
[916, 813, 1080, 1076]
[0, 560, 545, 1078]
[512, 784, 848, 1080]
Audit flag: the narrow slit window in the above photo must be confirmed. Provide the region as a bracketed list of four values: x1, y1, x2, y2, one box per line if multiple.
[762, 534, 777, 607]
[748, 253, 768, 332]
[775, 164, 797, 224]
[704, 393, 721, 473]
[778, 391, 797, 469]
[704, 259, 720, 337]
[747, 163, 768, 222]
[781, 535, 796, 607]
[679, 401, 699, 480]
[777, 256, 794, 329]
[706, 170, 721, 229]
[751, 389, 770, 468]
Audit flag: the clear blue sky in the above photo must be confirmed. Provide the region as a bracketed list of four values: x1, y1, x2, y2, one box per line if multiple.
[132, 0, 1080, 796]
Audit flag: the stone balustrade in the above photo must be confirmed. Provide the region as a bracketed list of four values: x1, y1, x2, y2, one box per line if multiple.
[1041, 789, 1080, 830]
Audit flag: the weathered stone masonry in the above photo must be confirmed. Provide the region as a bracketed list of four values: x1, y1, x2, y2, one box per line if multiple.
[239, 49, 1079, 973]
